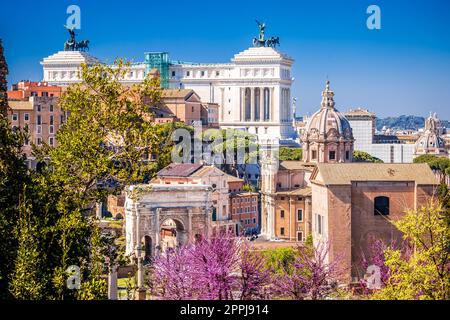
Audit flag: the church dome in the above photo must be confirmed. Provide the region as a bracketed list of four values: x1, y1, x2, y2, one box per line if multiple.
[303, 81, 353, 141]
[414, 113, 447, 157]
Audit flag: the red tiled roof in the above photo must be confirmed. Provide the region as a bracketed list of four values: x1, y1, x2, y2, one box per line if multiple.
[157, 163, 203, 177]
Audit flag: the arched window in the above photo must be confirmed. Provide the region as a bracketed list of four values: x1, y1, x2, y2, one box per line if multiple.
[254, 88, 260, 121]
[264, 88, 270, 121]
[374, 196, 389, 215]
[245, 88, 251, 121]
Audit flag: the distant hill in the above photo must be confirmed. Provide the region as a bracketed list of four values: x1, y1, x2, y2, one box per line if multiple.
[375, 115, 450, 131]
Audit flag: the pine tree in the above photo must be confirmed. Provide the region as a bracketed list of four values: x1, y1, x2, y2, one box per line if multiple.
[0, 39, 8, 116]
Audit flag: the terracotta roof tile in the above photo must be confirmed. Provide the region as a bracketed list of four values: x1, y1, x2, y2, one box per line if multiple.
[313, 163, 438, 185]
[157, 163, 203, 177]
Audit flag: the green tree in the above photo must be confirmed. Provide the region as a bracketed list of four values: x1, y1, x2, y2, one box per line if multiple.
[39, 60, 164, 208]
[0, 114, 29, 299]
[414, 154, 450, 184]
[353, 150, 383, 163]
[0, 39, 8, 116]
[29, 59, 170, 299]
[2, 59, 182, 300]
[9, 194, 46, 299]
[373, 202, 450, 300]
[261, 247, 298, 274]
[204, 128, 259, 177]
[279, 147, 302, 161]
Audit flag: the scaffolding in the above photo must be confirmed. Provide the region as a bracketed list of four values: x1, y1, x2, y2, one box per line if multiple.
[144, 52, 170, 89]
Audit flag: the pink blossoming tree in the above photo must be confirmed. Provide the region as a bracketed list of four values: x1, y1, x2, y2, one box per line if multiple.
[273, 241, 344, 300]
[151, 232, 272, 300]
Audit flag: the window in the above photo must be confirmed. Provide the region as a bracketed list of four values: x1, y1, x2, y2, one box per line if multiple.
[37, 115, 42, 125]
[312, 150, 317, 160]
[49, 105, 54, 112]
[316, 214, 323, 235]
[192, 106, 194, 112]
[49, 137, 54, 146]
[201, 71, 205, 77]
[37, 105, 41, 112]
[24, 113, 29, 121]
[49, 125, 54, 134]
[346, 150, 350, 160]
[186, 71, 190, 77]
[374, 196, 390, 216]
[212, 207, 217, 221]
[37, 137, 42, 145]
[42, 92, 48, 97]
[280, 227, 285, 236]
[12, 113, 18, 121]
[329, 151, 336, 160]
[60, 114, 65, 123]
[297, 232, 303, 242]
[280, 210, 285, 218]
[216, 71, 220, 76]
[50, 115, 54, 125]
[297, 209, 303, 222]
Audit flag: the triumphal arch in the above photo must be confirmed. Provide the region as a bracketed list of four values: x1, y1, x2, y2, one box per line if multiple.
[125, 184, 212, 260]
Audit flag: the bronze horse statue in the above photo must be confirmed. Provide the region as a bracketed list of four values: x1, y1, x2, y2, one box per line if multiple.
[266, 36, 280, 48]
[75, 40, 90, 52]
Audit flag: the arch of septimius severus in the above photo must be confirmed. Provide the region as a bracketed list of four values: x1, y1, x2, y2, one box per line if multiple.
[125, 184, 212, 261]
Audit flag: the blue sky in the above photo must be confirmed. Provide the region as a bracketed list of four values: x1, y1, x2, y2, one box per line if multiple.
[1, 0, 449, 119]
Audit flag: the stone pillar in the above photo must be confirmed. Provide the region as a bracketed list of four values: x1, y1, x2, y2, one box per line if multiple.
[134, 203, 146, 300]
[240, 87, 244, 122]
[155, 208, 161, 248]
[250, 88, 255, 121]
[96, 202, 102, 220]
[305, 197, 312, 237]
[270, 87, 275, 122]
[269, 199, 275, 239]
[108, 264, 118, 300]
[260, 87, 264, 122]
[188, 208, 193, 243]
[135, 257, 146, 300]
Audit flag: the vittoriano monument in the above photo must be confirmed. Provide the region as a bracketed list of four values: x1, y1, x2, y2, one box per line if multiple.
[64, 25, 90, 52]
[253, 20, 280, 48]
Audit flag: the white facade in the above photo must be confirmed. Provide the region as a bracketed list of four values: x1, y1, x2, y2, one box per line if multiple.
[41, 51, 101, 86]
[41, 46, 296, 144]
[168, 47, 296, 143]
[345, 109, 415, 163]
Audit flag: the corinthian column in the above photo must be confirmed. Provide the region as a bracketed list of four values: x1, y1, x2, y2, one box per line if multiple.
[260, 87, 264, 122]
[250, 88, 255, 121]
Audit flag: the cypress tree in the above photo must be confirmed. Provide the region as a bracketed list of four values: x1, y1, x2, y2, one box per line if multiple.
[0, 39, 8, 116]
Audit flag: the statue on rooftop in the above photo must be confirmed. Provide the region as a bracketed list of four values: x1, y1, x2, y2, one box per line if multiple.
[64, 25, 77, 51]
[63, 25, 89, 52]
[253, 21, 280, 48]
[256, 20, 266, 41]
